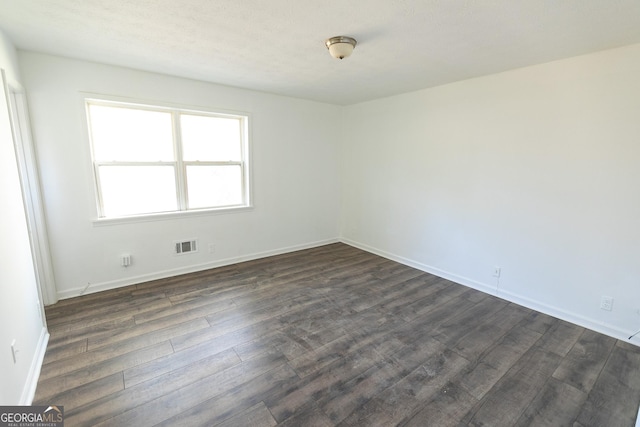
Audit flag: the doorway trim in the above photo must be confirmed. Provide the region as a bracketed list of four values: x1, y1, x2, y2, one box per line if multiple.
[7, 79, 57, 306]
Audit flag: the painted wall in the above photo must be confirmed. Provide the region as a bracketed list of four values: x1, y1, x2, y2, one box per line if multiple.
[0, 30, 48, 404]
[342, 43, 640, 342]
[18, 52, 342, 299]
[17, 43, 640, 345]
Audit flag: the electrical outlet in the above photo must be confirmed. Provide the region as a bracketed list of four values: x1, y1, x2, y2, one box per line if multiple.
[600, 296, 613, 311]
[208, 243, 215, 254]
[493, 267, 501, 278]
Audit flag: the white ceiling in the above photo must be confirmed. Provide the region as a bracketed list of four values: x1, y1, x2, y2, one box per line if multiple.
[1, 0, 640, 105]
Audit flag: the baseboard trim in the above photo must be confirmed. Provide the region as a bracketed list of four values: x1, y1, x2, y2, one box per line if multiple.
[56, 238, 339, 300]
[341, 238, 497, 297]
[340, 238, 637, 344]
[55, 236, 636, 344]
[496, 287, 633, 343]
[20, 326, 49, 405]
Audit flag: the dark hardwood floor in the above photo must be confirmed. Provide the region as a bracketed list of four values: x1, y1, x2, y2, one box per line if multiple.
[35, 243, 640, 426]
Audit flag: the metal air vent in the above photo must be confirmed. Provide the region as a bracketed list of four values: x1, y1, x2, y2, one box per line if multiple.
[175, 239, 198, 255]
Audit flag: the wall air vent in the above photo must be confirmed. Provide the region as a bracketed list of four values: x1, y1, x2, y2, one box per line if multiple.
[175, 239, 198, 255]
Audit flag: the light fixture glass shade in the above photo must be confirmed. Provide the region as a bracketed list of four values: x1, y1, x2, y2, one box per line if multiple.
[325, 36, 357, 59]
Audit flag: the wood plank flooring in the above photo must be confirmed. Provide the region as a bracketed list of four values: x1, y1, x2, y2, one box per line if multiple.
[35, 243, 640, 426]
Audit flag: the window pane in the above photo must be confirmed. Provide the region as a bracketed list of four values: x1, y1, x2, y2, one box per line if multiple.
[186, 165, 243, 209]
[89, 105, 174, 161]
[181, 114, 241, 161]
[99, 165, 177, 216]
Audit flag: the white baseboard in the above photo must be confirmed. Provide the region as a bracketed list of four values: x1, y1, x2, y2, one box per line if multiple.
[55, 235, 636, 345]
[57, 238, 339, 300]
[496, 287, 633, 343]
[41, 236, 640, 424]
[341, 238, 497, 296]
[20, 326, 49, 405]
[340, 238, 637, 345]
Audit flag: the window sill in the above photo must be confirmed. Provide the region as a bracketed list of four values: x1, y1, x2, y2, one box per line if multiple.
[92, 205, 254, 227]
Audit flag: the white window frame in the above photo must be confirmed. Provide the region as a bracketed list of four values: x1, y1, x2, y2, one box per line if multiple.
[85, 98, 251, 223]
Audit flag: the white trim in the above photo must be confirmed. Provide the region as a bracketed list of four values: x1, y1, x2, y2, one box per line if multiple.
[57, 238, 339, 300]
[341, 238, 497, 297]
[340, 237, 639, 345]
[92, 205, 254, 226]
[494, 287, 635, 343]
[80, 93, 251, 119]
[173, 112, 187, 211]
[84, 97, 251, 220]
[6, 85, 58, 305]
[20, 327, 49, 405]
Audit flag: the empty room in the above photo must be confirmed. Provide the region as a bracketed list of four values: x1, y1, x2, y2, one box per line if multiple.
[1, 1, 640, 425]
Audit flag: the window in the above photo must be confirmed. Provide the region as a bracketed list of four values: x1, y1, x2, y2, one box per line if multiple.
[85, 99, 250, 219]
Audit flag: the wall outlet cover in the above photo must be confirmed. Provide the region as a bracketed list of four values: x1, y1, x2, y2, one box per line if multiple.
[600, 296, 613, 311]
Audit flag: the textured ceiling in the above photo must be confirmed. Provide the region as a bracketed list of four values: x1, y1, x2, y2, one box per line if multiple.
[1, 0, 640, 105]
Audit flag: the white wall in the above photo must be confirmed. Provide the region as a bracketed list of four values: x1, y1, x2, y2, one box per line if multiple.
[342, 43, 640, 342]
[19, 52, 342, 299]
[17, 43, 640, 344]
[0, 30, 48, 404]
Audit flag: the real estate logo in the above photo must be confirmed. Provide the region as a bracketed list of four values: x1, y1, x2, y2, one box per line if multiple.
[0, 406, 63, 427]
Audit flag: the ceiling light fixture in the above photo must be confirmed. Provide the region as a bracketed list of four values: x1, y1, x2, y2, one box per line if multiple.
[325, 36, 357, 60]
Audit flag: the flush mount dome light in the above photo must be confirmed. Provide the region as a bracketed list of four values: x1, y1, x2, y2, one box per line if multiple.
[325, 36, 357, 59]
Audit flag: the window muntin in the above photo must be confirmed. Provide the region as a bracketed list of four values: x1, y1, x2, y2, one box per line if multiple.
[86, 100, 249, 218]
